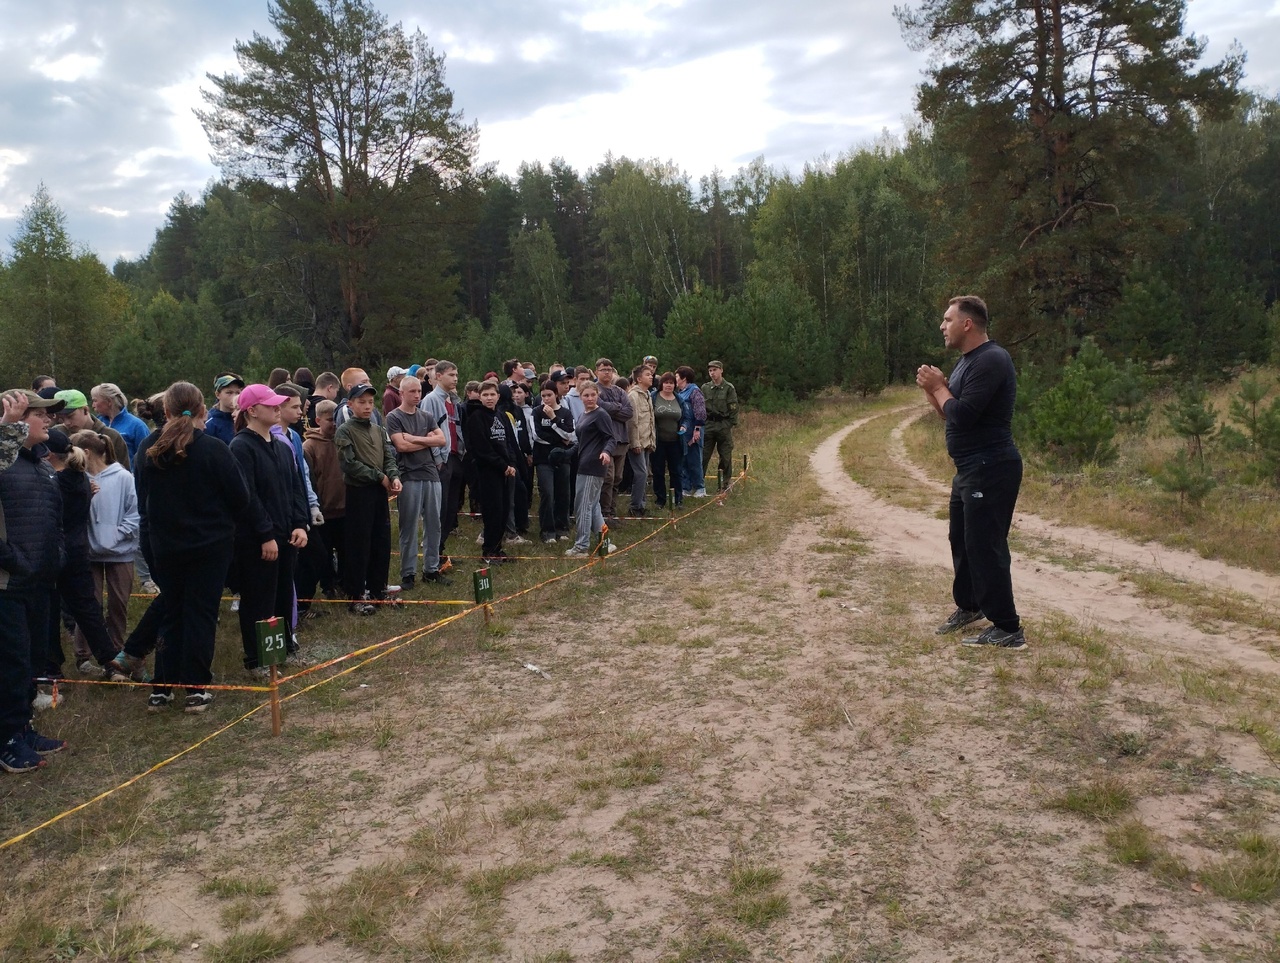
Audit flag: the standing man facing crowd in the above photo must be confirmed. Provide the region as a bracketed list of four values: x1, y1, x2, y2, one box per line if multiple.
[916, 295, 1026, 651]
[701, 361, 737, 492]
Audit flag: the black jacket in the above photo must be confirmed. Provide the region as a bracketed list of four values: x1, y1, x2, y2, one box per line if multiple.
[463, 405, 515, 474]
[57, 468, 93, 559]
[229, 429, 309, 544]
[0, 446, 64, 591]
[136, 429, 252, 559]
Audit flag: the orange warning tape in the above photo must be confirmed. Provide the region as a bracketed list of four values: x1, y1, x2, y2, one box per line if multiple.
[1, 469, 748, 851]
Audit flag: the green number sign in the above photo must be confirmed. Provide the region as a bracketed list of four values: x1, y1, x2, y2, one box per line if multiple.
[473, 568, 494, 604]
[256, 617, 288, 668]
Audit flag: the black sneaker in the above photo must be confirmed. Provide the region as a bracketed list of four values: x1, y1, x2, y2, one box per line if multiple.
[935, 608, 984, 635]
[147, 692, 174, 713]
[401, 572, 416, 590]
[0, 734, 45, 773]
[184, 691, 215, 714]
[423, 570, 452, 586]
[962, 626, 1028, 650]
[21, 723, 66, 755]
[348, 601, 376, 616]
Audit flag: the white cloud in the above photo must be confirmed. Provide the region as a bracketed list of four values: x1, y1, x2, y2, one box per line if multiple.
[0, 149, 29, 190]
[520, 36, 556, 63]
[91, 205, 128, 217]
[479, 45, 783, 174]
[803, 37, 843, 63]
[578, 0, 685, 35]
[440, 31, 497, 64]
[33, 52, 102, 82]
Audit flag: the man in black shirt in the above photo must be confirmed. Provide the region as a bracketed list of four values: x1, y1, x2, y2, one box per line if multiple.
[916, 295, 1026, 650]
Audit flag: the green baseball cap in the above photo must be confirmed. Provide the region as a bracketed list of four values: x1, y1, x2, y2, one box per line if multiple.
[214, 374, 245, 392]
[54, 388, 88, 410]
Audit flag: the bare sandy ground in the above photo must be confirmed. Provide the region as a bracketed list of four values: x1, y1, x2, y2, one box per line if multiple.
[819, 409, 1280, 676]
[92, 409, 1280, 960]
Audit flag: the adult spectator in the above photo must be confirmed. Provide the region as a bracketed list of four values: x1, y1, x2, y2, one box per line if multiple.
[626, 365, 656, 516]
[651, 372, 686, 511]
[593, 359, 633, 520]
[32, 376, 55, 393]
[917, 295, 1026, 650]
[0, 389, 67, 772]
[701, 361, 738, 492]
[383, 366, 407, 416]
[420, 361, 465, 570]
[267, 368, 291, 389]
[53, 389, 130, 466]
[675, 366, 706, 498]
[91, 383, 150, 463]
[204, 374, 244, 446]
[387, 376, 449, 588]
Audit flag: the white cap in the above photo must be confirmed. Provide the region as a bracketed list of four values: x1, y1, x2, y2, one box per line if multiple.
[387, 366, 408, 381]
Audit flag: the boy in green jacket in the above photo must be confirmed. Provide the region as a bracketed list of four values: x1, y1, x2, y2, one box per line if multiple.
[335, 383, 402, 615]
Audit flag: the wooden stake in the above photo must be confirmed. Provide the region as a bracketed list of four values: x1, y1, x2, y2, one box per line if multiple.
[270, 664, 282, 737]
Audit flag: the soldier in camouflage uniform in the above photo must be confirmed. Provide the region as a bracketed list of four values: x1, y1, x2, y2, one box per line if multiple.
[700, 361, 738, 491]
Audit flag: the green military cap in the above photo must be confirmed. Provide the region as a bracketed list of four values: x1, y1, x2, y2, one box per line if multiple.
[707, 360, 723, 369]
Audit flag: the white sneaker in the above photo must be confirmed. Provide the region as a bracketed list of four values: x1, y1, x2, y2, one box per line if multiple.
[33, 689, 56, 711]
[230, 595, 240, 612]
[476, 533, 484, 545]
[505, 534, 530, 545]
[385, 584, 401, 594]
[78, 660, 101, 677]
[692, 489, 708, 498]
[565, 547, 589, 558]
[141, 580, 159, 594]
[604, 540, 618, 555]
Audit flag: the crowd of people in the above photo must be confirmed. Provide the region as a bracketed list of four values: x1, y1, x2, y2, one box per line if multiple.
[0, 355, 739, 774]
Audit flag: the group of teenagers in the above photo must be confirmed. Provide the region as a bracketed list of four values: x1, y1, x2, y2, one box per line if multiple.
[0, 355, 738, 775]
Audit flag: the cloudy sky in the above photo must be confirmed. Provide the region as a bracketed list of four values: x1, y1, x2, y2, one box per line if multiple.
[1, 0, 1276, 263]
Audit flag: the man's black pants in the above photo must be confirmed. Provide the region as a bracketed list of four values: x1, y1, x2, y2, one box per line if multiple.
[949, 457, 1022, 632]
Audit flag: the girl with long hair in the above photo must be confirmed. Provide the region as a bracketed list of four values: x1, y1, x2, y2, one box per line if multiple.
[135, 382, 250, 712]
[69, 430, 138, 659]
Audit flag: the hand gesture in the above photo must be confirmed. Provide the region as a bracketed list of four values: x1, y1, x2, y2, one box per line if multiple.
[1, 391, 29, 425]
[289, 528, 308, 549]
[261, 539, 279, 562]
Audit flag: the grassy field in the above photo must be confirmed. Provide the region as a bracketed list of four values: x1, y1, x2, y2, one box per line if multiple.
[4, 390, 1280, 961]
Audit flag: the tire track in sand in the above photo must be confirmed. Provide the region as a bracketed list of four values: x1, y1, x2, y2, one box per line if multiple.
[812, 411, 1280, 676]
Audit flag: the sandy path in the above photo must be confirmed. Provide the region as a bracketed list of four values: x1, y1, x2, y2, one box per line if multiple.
[813, 412, 1280, 675]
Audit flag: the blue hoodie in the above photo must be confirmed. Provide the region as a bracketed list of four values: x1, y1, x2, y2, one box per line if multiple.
[205, 407, 235, 445]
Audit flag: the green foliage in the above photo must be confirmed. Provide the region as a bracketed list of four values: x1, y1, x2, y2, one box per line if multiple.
[1153, 449, 1217, 509]
[845, 325, 887, 397]
[1229, 371, 1271, 448]
[0, 185, 129, 392]
[1165, 383, 1218, 468]
[1252, 398, 1280, 485]
[1028, 362, 1117, 467]
[582, 287, 656, 370]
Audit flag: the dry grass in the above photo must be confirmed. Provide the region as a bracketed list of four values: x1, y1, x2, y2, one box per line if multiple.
[6, 390, 1280, 960]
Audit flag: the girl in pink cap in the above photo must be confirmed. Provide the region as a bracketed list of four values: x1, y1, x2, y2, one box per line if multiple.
[228, 385, 309, 681]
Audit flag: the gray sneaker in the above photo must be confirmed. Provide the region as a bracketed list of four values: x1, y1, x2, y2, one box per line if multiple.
[935, 608, 983, 635]
[961, 626, 1027, 650]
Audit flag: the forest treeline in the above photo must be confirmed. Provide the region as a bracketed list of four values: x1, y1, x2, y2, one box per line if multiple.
[1, 0, 1277, 415]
